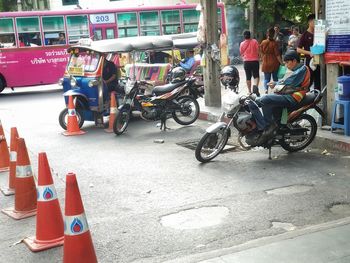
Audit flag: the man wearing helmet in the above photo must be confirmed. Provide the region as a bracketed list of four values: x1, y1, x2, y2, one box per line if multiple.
[251, 50, 310, 143]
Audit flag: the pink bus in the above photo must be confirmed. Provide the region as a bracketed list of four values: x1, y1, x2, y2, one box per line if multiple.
[0, 3, 226, 93]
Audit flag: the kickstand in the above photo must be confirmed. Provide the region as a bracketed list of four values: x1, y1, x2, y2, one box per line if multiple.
[160, 117, 170, 131]
[268, 147, 272, 160]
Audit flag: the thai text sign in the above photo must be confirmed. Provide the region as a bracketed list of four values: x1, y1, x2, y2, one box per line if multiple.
[326, 0, 350, 52]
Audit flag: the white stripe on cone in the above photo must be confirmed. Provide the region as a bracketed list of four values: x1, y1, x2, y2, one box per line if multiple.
[10, 151, 17, 162]
[64, 213, 89, 236]
[110, 107, 117, 114]
[37, 184, 58, 202]
[68, 109, 76, 116]
[16, 165, 33, 178]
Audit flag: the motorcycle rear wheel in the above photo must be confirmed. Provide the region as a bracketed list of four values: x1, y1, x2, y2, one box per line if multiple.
[280, 114, 317, 152]
[113, 110, 130, 135]
[172, 95, 200, 125]
[195, 129, 229, 163]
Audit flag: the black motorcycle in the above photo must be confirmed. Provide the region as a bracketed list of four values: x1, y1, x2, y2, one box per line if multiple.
[195, 86, 326, 162]
[113, 77, 200, 135]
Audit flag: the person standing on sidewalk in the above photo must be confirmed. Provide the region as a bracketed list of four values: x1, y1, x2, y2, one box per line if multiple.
[260, 27, 283, 94]
[240, 30, 260, 95]
[274, 24, 284, 55]
[297, 14, 320, 90]
[288, 26, 300, 50]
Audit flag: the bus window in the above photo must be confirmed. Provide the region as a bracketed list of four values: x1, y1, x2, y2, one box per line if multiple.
[66, 15, 89, 43]
[182, 9, 200, 33]
[106, 28, 115, 39]
[16, 17, 42, 46]
[93, 29, 103, 40]
[0, 18, 15, 48]
[161, 10, 180, 35]
[42, 16, 65, 45]
[117, 13, 138, 38]
[140, 11, 160, 36]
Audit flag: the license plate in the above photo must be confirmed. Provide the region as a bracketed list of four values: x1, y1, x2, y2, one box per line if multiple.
[68, 66, 84, 76]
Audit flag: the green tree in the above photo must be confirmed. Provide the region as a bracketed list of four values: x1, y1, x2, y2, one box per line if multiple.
[224, 0, 312, 29]
[258, 0, 312, 25]
[0, 0, 17, 11]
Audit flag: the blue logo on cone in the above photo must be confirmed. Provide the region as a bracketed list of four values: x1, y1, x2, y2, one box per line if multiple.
[43, 187, 54, 200]
[71, 218, 83, 234]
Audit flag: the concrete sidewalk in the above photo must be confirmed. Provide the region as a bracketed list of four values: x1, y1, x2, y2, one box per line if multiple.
[167, 217, 350, 263]
[202, 223, 350, 263]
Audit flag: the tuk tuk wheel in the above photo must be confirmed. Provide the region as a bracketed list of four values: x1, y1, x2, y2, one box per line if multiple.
[0, 78, 5, 93]
[58, 108, 85, 130]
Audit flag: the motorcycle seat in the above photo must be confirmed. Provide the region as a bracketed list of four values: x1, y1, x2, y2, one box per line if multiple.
[153, 80, 186, 96]
[298, 92, 317, 107]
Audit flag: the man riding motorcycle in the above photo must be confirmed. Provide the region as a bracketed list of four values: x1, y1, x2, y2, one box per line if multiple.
[250, 50, 311, 144]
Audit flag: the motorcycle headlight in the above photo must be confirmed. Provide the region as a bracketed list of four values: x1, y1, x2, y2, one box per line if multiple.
[70, 77, 77, 87]
[58, 78, 64, 86]
[88, 79, 98, 88]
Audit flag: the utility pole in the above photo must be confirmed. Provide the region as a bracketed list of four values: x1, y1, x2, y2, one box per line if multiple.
[249, 0, 257, 37]
[201, 0, 221, 107]
[17, 0, 22, 11]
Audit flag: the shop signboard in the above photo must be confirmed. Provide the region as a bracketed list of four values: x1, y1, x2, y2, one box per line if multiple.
[325, 0, 350, 63]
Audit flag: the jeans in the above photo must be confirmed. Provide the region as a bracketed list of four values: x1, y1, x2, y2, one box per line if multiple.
[263, 71, 278, 91]
[247, 100, 266, 131]
[256, 94, 298, 128]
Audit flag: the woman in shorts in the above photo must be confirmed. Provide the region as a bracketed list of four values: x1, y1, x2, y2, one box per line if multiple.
[240, 30, 260, 95]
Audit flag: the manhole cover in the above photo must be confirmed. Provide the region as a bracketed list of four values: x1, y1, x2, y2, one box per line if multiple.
[329, 203, 350, 216]
[271, 221, 296, 231]
[265, 184, 313, 195]
[176, 139, 242, 153]
[160, 206, 229, 230]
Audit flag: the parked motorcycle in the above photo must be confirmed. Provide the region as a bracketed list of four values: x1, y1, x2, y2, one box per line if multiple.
[113, 76, 200, 135]
[195, 84, 326, 163]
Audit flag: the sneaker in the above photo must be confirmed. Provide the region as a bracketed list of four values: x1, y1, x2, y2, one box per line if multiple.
[252, 85, 260, 97]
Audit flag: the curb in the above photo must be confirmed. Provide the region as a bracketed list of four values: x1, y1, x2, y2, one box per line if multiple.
[311, 131, 350, 153]
[198, 109, 350, 153]
[198, 111, 221, 123]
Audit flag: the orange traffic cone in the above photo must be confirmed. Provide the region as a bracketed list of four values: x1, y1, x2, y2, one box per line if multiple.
[23, 152, 64, 252]
[63, 172, 97, 263]
[0, 119, 10, 172]
[1, 138, 37, 220]
[1, 127, 19, 196]
[63, 96, 85, 136]
[104, 92, 118, 133]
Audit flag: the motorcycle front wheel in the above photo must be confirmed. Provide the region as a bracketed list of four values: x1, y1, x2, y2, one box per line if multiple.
[195, 129, 229, 163]
[280, 114, 317, 152]
[113, 109, 130, 135]
[172, 95, 200, 125]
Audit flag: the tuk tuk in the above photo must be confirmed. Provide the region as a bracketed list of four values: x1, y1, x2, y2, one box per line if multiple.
[58, 36, 174, 130]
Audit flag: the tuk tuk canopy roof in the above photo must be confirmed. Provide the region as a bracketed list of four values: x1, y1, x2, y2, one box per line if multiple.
[173, 37, 200, 50]
[67, 33, 199, 54]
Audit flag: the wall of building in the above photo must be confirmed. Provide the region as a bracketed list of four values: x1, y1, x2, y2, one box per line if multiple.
[49, 0, 200, 10]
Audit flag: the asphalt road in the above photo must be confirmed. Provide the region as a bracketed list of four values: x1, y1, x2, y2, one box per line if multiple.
[0, 86, 349, 263]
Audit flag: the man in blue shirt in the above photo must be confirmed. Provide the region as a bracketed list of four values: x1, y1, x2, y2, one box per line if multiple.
[179, 50, 195, 72]
[248, 50, 310, 143]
